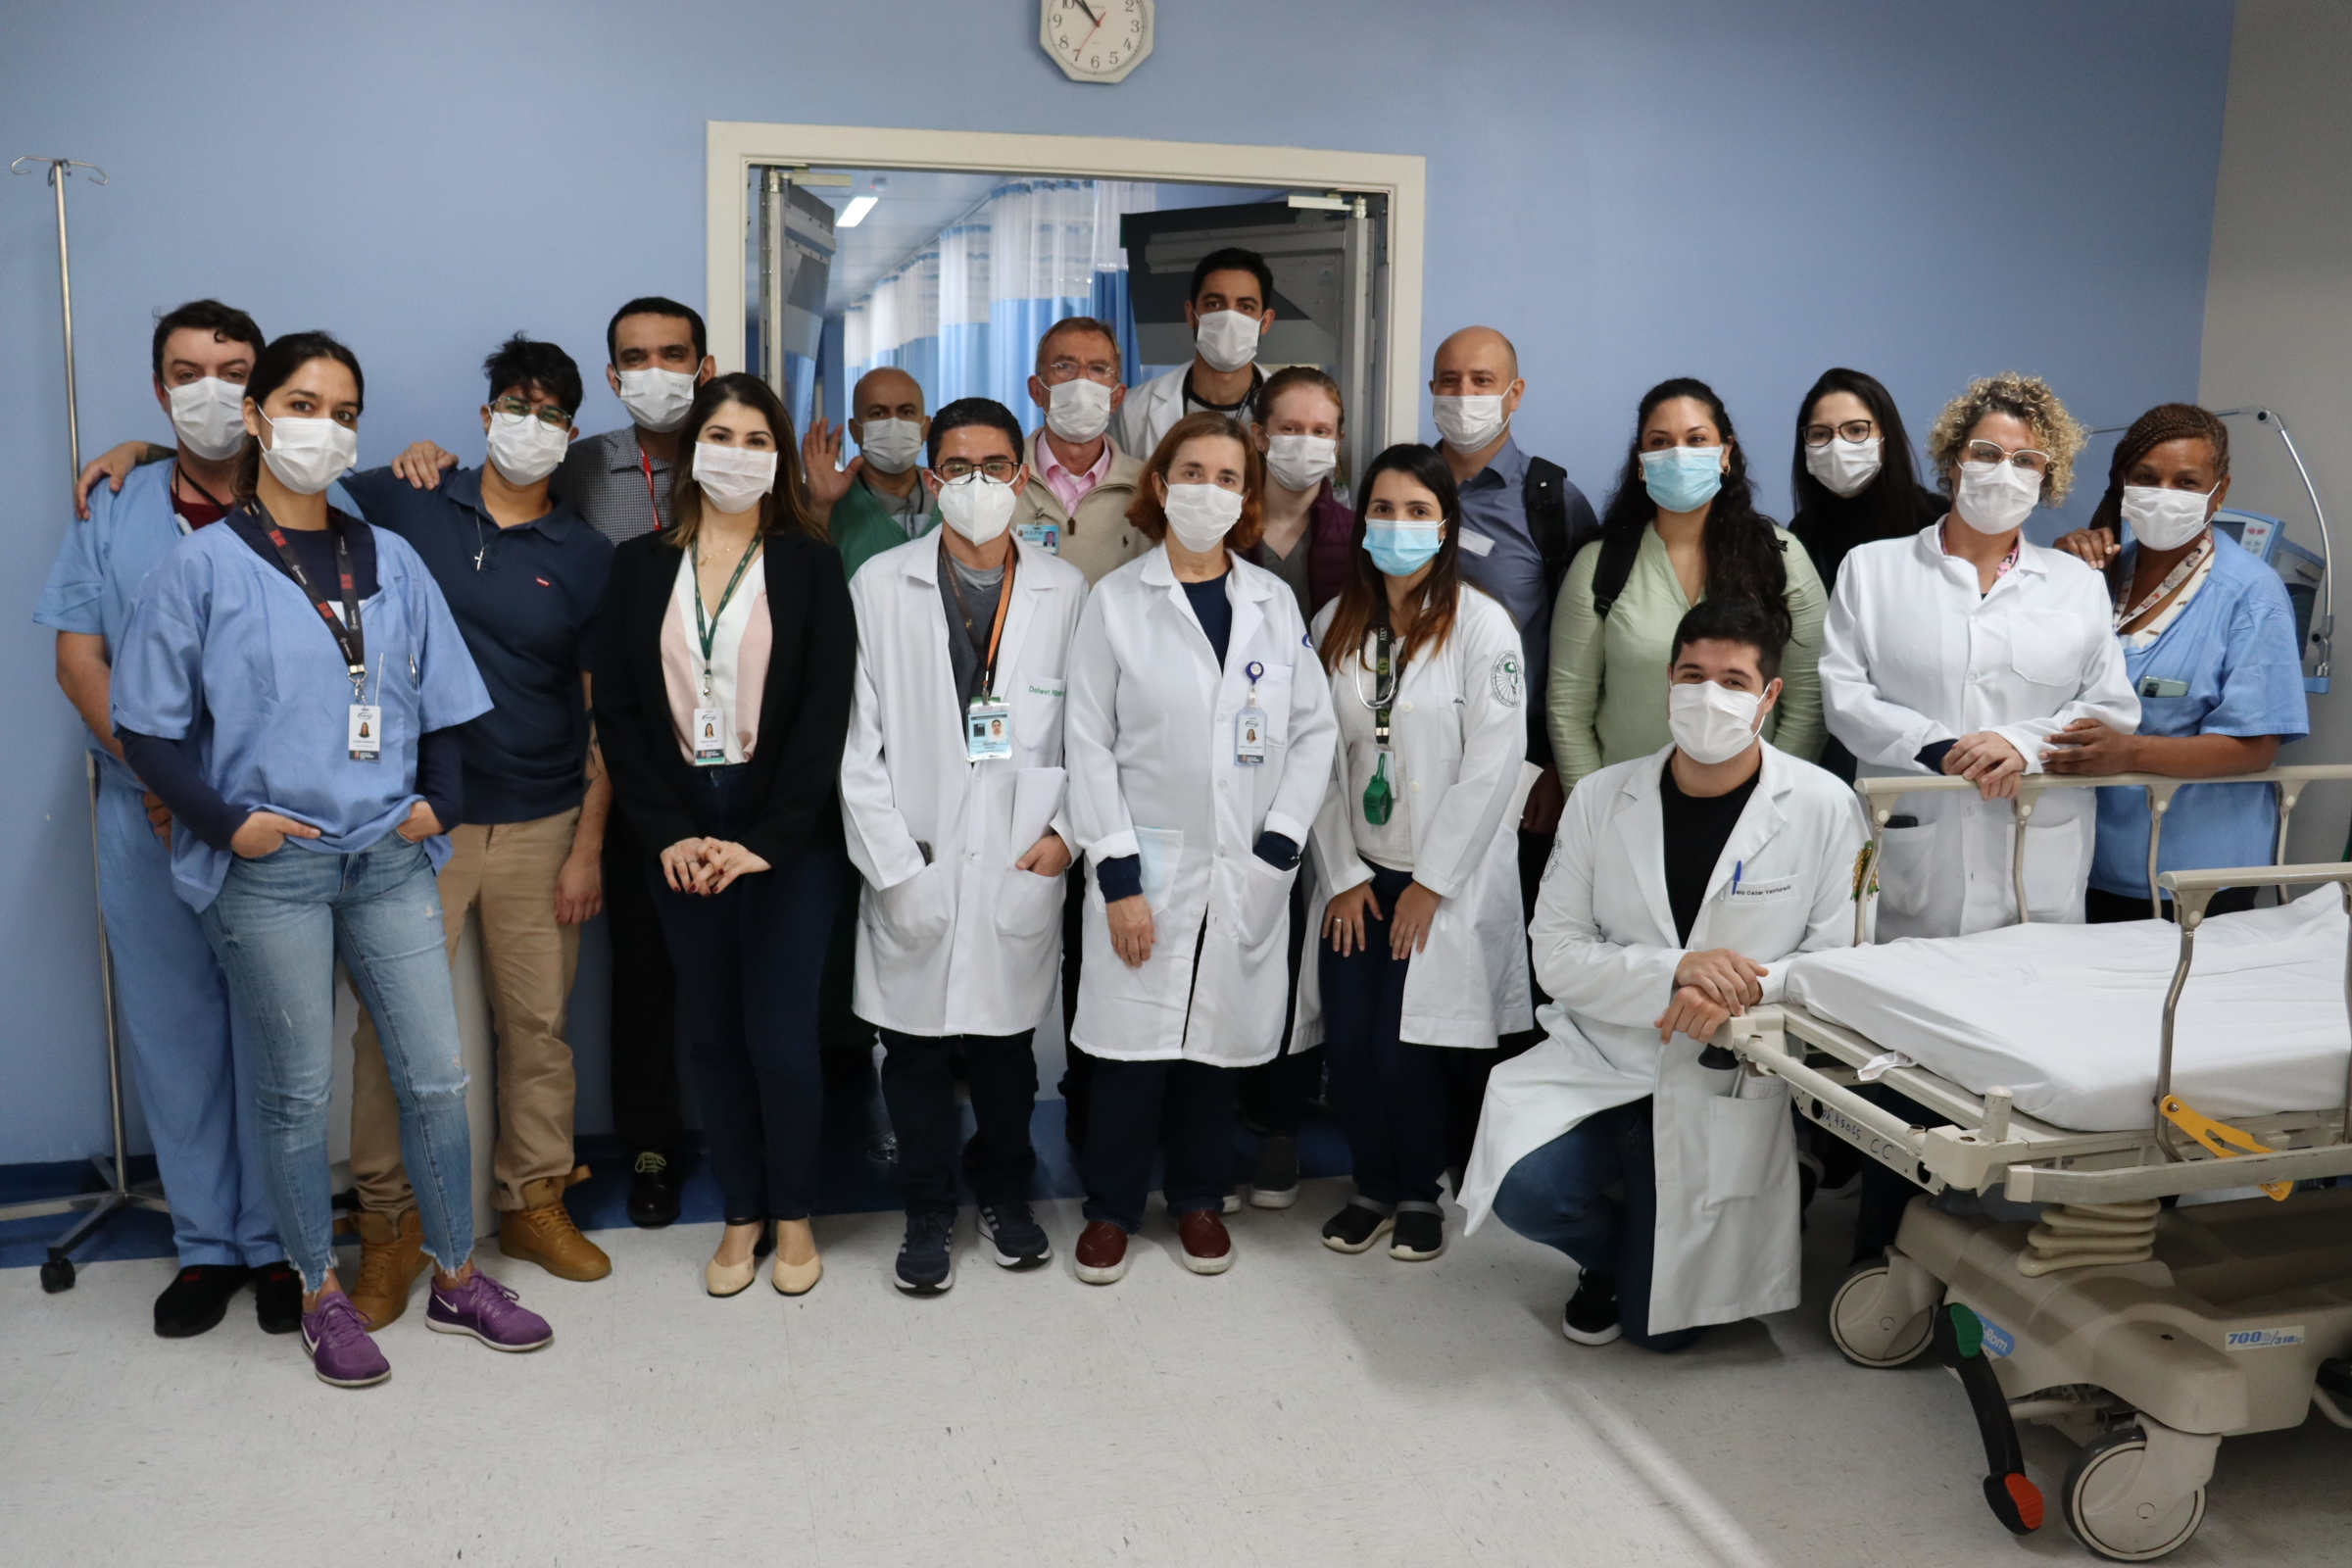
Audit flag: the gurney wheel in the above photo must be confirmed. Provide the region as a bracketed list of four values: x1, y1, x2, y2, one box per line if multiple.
[1828, 1257, 1935, 1368]
[2061, 1428, 2206, 1561]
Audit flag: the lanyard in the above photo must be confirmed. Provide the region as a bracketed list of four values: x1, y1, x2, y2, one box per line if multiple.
[253, 501, 368, 698]
[1359, 620, 1397, 827]
[941, 541, 1017, 701]
[170, 462, 231, 534]
[2114, 533, 2212, 630]
[692, 536, 762, 695]
[640, 447, 665, 530]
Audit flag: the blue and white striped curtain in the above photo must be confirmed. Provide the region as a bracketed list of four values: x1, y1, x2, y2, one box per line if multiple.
[844, 180, 1154, 439]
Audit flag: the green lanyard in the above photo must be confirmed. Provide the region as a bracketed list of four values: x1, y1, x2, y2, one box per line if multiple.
[692, 536, 762, 697]
[1362, 621, 1396, 827]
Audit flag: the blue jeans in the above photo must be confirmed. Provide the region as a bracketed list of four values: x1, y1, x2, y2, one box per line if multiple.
[201, 837, 473, 1289]
[1321, 864, 1447, 1206]
[97, 777, 280, 1266]
[1490, 1099, 1703, 1353]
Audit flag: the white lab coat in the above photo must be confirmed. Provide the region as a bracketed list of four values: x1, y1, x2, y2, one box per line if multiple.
[1109, 366, 1190, 466]
[1819, 521, 2140, 938]
[1065, 544, 1339, 1066]
[1291, 586, 1535, 1051]
[840, 534, 1090, 1037]
[1459, 742, 1868, 1338]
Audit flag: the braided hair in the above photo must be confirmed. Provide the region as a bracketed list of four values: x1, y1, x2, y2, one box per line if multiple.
[2086, 403, 2231, 537]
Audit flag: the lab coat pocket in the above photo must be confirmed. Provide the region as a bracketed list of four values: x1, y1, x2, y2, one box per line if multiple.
[1703, 1079, 1791, 1207]
[1873, 824, 1934, 917]
[1134, 827, 1183, 913]
[1250, 666, 1295, 746]
[997, 867, 1063, 939]
[2021, 812, 2089, 917]
[1012, 677, 1066, 757]
[1234, 853, 1295, 949]
[2008, 625, 2082, 691]
[874, 860, 955, 945]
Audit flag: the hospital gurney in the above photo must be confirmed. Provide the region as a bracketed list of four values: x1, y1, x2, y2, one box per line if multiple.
[1714, 765, 2352, 1562]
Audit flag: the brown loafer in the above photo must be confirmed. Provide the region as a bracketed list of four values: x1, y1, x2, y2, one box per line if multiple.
[1177, 1209, 1234, 1275]
[1074, 1220, 1130, 1285]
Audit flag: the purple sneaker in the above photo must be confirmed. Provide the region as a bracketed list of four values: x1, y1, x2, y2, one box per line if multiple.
[425, 1267, 553, 1352]
[302, 1290, 392, 1388]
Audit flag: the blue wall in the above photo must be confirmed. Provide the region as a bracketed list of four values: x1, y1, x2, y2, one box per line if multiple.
[0, 0, 2232, 1160]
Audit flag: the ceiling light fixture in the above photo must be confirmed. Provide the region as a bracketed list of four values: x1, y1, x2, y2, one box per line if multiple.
[838, 195, 879, 228]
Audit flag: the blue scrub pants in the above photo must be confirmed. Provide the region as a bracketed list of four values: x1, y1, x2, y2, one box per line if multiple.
[96, 776, 281, 1268]
[201, 837, 474, 1290]
[1490, 1099, 1703, 1353]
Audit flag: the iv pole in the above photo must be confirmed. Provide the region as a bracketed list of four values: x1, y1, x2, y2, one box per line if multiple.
[2, 154, 171, 1295]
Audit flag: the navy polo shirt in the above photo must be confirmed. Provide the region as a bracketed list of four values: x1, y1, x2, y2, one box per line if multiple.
[341, 465, 614, 825]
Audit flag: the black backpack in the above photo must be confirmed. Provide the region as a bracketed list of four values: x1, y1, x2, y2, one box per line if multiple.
[1523, 456, 1597, 607]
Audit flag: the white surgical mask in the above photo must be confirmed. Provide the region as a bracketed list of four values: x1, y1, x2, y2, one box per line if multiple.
[937, 473, 1017, 545]
[1805, 436, 1883, 499]
[1194, 311, 1260, 374]
[1045, 376, 1114, 444]
[693, 443, 777, 514]
[617, 368, 697, 433]
[258, 413, 358, 496]
[856, 417, 924, 475]
[485, 412, 570, 486]
[1953, 460, 2041, 535]
[1162, 482, 1244, 553]
[1668, 680, 1766, 766]
[1263, 433, 1337, 495]
[1432, 394, 1507, 454]
[168, 377, 249, 463]
[2121, 484, 2215, 552]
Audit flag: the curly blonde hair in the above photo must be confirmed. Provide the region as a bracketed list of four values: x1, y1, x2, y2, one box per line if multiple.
[1925, 371, 2088, 504]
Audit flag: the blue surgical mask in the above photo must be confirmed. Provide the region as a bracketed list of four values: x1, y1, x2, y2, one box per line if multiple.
[1641, 446, 1726, 514]
[1364, 521, 1445, 577]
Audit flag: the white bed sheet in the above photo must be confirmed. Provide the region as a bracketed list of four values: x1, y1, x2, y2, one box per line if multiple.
[1784, 887, 2351, 1131]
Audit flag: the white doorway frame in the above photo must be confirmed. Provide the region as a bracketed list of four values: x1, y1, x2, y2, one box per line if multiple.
[704, 121, 1426, 448]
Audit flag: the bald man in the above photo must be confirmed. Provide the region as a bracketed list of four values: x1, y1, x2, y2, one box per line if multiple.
[804, 368, 938, 581]
[1428, 326, 1600, 1171]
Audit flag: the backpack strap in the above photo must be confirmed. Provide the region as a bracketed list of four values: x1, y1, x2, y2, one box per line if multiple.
[1590, 525, 1643, 618]
[1522, 456, 1571, 599]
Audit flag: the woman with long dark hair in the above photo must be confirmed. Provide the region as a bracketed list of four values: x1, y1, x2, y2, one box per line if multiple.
[1301, 444, 1530, 1263]
[594, 371, 855, 1298]
[111, 331, 556, 1387]
[1548, 378, 1827, 791]
[1787, 368, 1944, 595]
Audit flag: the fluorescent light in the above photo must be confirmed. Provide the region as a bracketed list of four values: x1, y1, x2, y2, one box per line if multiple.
[838, 196, 878, 228]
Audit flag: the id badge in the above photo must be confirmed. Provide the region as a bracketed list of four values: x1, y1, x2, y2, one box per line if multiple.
[1235, 703, 1269, 765]
[966, 699, 1012, 760]
[692, 707, 728, 766]
[348, 704, 382, 761]
[1014, 519, 1060, 554]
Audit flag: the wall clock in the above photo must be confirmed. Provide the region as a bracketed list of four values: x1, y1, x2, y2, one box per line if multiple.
[1041, 0, 1152, 84]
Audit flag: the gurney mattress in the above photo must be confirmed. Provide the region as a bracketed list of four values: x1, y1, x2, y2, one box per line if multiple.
[1784, 888, 2350, 1130]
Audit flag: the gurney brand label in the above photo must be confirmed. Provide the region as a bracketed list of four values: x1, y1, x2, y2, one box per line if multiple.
[1974, 1314, 2016, 1357]
[2224, 1325, 2305, 1350]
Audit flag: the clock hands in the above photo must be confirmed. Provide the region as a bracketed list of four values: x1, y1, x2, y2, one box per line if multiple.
[1072, 0, 1106, 23]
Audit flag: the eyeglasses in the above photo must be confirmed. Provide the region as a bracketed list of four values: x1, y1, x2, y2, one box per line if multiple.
[1043, 357, 1120, 384]
[1803, 419, 1877, 447]
[935, 458, 1020, 483]
[492, 396, 573, 430]
[1964, 438, 2050, 475]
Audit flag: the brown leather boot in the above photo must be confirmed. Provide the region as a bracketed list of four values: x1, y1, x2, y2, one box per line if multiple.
[498, 1167, 611, 1281]
[350, 1207, 430, 1329]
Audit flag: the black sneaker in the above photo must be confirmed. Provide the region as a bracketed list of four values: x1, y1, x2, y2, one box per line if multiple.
[153, 1263, 252, 1339]
[627, 1151, 683, 1228]
[1389, 1208, 1445, 1261]
[1248, 1135, 1299, 1210]
[253, 1262, 303, 1335]
[1320, 1201, 1395, 1254]
[894, 1208, 956, 1296]
[1562, 1271, 1622, 1346]
[976, 1200, 1053, 1270]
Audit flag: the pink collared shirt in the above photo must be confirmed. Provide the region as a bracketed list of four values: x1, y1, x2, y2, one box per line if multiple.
[1040, 437, 1111, 515]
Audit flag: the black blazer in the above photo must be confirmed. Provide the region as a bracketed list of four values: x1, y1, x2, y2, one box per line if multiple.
[594, 527, 856, 869]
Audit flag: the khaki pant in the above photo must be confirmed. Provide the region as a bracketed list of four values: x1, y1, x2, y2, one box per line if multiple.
[352, 809, 582, 1214]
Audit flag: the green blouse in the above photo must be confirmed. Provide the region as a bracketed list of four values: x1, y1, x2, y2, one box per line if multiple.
[1546, 522, 1828, 790]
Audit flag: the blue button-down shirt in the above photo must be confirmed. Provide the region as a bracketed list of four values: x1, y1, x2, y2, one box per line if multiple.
[1452, 433, 1553, 698]
[340, 466, 612, 825]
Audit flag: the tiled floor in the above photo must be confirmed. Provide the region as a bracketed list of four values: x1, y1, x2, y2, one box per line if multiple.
[5, 1177, 2349, 1567]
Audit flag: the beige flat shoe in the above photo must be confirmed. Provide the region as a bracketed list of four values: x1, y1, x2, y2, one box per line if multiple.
[772, 1222, 821, 1297]
[707, 1251, 757, 1298]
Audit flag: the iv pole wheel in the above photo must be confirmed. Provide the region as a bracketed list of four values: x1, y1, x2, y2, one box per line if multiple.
[40, 1256, 75, 1294]
[2060, 1428, 2206, 1561]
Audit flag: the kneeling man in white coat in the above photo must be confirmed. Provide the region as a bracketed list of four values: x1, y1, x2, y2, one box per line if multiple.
[840, 398, 1090, 1296]
[1459, 595, 1867, 1350]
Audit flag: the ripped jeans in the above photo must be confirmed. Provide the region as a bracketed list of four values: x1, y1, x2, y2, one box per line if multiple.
[203, 837, 473, 1289]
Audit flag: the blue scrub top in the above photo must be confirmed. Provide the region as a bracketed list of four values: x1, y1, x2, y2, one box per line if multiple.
[108, 514, 491, 910]
[2091, 531, 2309, 897]
[33, 461, 364, 792]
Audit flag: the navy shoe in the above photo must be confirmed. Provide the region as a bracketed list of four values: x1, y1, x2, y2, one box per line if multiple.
[976, 1200, 1053, 1270]
[894, 1208, 956, 1296]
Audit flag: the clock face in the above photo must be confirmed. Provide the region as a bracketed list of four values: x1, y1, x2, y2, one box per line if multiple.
[1041, 0, 1153, 84]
